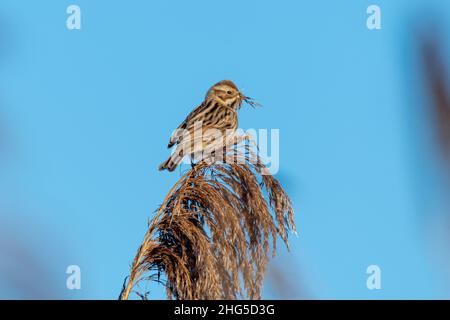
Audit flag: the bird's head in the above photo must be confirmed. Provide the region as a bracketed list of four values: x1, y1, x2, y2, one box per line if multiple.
[206, 80, 260, 109]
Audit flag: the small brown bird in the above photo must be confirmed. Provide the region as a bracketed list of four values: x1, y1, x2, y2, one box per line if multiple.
[159, 80, 256, 172]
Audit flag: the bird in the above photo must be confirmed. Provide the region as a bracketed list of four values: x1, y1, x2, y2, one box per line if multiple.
[159, 80, 257, 172]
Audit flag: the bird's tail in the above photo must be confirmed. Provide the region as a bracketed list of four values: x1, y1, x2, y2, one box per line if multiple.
[158, 155, 180, 172]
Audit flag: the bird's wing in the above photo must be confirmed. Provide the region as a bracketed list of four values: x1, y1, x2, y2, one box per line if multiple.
[167, 100, 211, 148]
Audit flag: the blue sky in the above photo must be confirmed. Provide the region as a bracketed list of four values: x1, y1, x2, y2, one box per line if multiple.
[1, 0, 450, 299]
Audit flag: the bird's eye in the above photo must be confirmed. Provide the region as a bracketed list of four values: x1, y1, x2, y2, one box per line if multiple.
[227, 90, 232, 95]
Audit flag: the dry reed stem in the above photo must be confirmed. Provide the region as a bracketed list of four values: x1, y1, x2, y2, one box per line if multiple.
[420, 33, 450, 166]
[119, 135, 296, 300]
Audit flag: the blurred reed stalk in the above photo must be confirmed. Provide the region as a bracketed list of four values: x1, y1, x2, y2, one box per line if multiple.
[119, 135, 296, 300]
[420, 31, 450, 169]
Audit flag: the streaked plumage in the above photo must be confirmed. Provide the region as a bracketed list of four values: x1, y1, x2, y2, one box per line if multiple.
[159, 80, 254, 172]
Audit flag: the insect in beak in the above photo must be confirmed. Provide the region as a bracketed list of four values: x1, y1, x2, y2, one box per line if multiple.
[240, 94, 262, 108]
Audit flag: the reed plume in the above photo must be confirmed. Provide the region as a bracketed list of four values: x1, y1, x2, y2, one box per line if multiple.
[119, 134, 296, 300]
